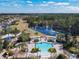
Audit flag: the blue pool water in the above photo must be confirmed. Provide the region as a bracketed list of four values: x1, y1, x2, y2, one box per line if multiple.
[36, 42, 52, 55]
[34, 26, 57, 36]
[2, 34, 15, 41]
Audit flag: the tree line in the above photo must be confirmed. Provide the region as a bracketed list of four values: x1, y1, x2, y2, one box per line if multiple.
[22, 14, 79, 36]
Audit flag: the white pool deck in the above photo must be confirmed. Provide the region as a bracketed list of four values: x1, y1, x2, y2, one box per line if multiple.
[26, 36, 64, 59]
[26, 43, 63, 59]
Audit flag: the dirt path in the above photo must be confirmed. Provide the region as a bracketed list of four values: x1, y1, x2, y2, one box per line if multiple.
[14, 19, 46, 37]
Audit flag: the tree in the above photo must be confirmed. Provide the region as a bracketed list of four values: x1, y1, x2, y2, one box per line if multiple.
[56, 33, 65, 43]
[34, 32, 38, 35]
[3, 40, 9, 49]
[68, 47, 79, 54]
[11, 28, 20, 35]
[77, 54, 79, 59]
[0, 38, 4, 50]
[31, 48, 40, 59]
[48, 48, 56, 58]
[18, 32, 31, 42]
[19, 43, 27, 52]
[7, 49, 14, 56]
[2, 52, 8, 59]
[56, 54, 68, 59]
[34, 39, 39, 48]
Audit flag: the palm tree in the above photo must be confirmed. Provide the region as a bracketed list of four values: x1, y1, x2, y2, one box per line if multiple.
[20, 43, 28, 58]
[77, 54, 79, 59]
[56, 33, 64, 43]
[31, 48, 40, 59]
[8, 42, 14, 49]
[69, 47, 79, 54]
[34, 32, 38, 36]
[56, 54, 68, 59]
[14, 42, 28, 58]
[18, 32, 31, 43]
[0, 37, 4, 50]
[72, 36, 78, 47]
[13, 28, 19, 36]
[34, 39, 39, 48]
[2, 52, 8, 59]
[17, 42, 27, 52]
[48, 48, 56, 58]
[3, 40, 10, 49]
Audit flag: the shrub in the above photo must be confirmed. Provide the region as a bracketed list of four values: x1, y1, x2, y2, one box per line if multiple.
[48, 48, 56, 53]
[68, 47, 79, 54]
[34, 39, 39, 43]
[7, 50, 14, 56]
[31, 48, 40, 53]
[28, 56, 37, 59]
[48, 39, 54, 42]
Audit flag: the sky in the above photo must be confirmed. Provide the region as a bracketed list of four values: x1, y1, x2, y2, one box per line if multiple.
[0, 0, 79, 13]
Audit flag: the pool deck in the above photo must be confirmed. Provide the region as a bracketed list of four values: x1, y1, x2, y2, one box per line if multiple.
[26, 36, 64, 59]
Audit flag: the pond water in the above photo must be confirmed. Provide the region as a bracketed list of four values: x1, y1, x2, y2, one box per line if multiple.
[34, 26, 57, 36]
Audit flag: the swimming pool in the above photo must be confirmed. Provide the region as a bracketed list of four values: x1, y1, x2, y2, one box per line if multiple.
[36, 42, 53, 55]
[2, 34, 15, 41]
[34, 26, 57, 36]
[4, 36, 14, 41]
